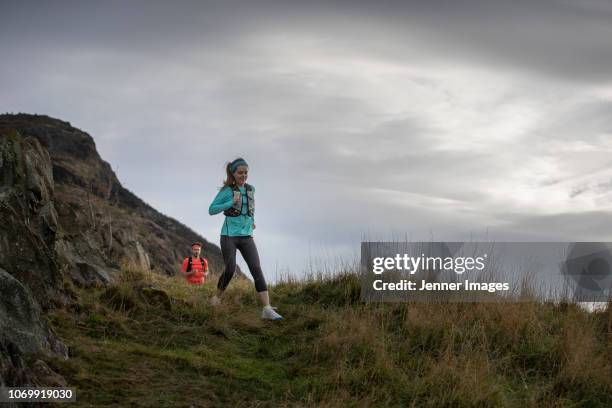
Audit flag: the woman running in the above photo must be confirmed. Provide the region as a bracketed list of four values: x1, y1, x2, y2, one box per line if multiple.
[208, 157, 283, 320]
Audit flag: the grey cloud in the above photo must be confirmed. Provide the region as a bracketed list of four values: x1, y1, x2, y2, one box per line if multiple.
[2, 0, 612, 277]
[3, 0, 612, 84]
[339, 0, 612, 83]
[501, 210, 612, 241]
[570, 185, 588, 198]
[536, 101, 612, 143]
[570, 178, 612, 201]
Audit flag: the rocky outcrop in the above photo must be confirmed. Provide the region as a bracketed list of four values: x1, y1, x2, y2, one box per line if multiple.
[0, 114, 229, 389]
[0, 128, 63, 306]
[0, 128, 68, 387]
[0, 114, 225, 280]
[0, 268, 68, 388]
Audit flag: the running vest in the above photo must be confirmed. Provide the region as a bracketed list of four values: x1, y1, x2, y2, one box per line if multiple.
[223, 184, 255, 217]
[186, 256, 206, 272]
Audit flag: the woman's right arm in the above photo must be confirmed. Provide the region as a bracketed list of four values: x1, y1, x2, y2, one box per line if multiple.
[209, 187, 233, 215]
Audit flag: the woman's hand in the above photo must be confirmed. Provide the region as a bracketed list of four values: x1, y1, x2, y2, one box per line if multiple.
[253, 223, 256, 230]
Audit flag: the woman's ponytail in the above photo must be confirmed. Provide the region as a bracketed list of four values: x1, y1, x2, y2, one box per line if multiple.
[222, 162, 236, 188]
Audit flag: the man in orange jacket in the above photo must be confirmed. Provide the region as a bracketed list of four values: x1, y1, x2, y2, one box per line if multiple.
[181, 242, 208, 285]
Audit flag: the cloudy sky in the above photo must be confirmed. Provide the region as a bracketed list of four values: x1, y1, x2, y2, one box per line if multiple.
[2, 0, 612, 280]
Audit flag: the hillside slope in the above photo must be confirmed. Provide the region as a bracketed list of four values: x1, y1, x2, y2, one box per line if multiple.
[0, 114, 230, 390]
[47, 270, 612, 407]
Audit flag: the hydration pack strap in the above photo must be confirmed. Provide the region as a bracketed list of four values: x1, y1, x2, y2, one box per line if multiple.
[186, 257, 204, 272]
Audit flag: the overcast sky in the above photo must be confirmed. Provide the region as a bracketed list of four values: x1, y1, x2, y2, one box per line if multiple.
[2, 0, 612, 281]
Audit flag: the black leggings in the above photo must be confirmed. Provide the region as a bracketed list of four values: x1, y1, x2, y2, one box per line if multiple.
[218, 235, 268, 293]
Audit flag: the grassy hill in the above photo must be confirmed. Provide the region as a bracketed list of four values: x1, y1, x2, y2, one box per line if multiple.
[45, 269, 612, 407]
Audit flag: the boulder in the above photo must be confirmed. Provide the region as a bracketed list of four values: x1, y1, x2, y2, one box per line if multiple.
[0, 268, 67, 387]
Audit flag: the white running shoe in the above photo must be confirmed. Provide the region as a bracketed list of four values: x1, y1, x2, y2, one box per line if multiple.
[261, 306, 283, 320]
[210, 296, 221, 306]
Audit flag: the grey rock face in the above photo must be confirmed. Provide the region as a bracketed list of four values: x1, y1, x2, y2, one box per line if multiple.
[0, 128, 62, 307]
[0, 128, 68, 388]
[0, 268, 67, 387]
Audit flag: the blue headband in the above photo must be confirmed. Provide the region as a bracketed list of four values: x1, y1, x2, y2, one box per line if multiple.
[230, 159, 248, 173]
